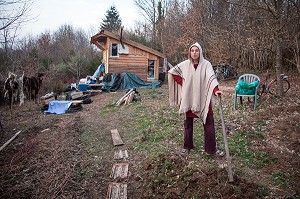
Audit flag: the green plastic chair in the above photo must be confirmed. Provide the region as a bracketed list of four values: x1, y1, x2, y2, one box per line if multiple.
[233, 74, 260, 110]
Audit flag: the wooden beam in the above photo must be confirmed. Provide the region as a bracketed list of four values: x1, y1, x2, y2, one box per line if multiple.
[0, 130, 22, 151]
[114, 149, 128, 160]
[111, 129, 124, 146]
[110, 163, 129, 179]
[107, 182, 127, 199]
[93, 41, 106, 51]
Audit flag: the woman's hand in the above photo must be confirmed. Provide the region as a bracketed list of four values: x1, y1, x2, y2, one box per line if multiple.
[215, 90, 224, 97]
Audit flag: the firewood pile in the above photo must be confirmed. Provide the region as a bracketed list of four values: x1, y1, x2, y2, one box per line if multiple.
[115, 88, 141, 106]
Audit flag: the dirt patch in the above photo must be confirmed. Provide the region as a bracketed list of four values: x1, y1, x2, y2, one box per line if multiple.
[131, 153, 261, 198]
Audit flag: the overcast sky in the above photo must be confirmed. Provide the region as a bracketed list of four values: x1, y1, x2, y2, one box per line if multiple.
[20, 0, 141, 37]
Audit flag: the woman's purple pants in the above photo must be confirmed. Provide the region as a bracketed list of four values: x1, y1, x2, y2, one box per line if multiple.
[183, 114, 216, 154]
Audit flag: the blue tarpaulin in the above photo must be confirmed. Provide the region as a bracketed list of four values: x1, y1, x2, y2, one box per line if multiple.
[102, 72, 161, 92]
[93, 63, 105, 78]
[44, 101, 72, 114]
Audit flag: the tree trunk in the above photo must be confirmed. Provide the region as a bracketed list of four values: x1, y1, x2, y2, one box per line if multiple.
[295, 35, 300, 73]
[275, 0, 284, 96]
[275, 34, 283, 96]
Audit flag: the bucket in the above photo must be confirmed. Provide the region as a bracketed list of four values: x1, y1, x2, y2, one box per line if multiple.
[78, 84, 88, 91]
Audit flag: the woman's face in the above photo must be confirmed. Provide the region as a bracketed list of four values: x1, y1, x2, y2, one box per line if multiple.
[190, 46, 200, 62]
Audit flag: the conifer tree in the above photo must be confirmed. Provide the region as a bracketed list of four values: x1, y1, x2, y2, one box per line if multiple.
[100, 5, 122, 33]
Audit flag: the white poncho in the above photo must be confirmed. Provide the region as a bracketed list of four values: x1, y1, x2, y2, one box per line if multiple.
[168, 42, 218, 124]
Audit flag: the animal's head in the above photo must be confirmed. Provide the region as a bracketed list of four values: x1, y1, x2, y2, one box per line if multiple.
[8, 72, 17, 81]
[37, 73, 44, 81]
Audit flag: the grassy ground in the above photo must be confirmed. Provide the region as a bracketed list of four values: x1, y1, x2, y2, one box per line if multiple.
[0, 72, 299, 198]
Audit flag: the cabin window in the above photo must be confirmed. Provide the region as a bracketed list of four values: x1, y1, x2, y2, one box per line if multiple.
[110, 43, 118, 57]
[148, 60, 155, 78]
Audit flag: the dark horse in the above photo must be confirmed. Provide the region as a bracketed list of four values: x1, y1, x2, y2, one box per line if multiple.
[23, 73, 44, 102]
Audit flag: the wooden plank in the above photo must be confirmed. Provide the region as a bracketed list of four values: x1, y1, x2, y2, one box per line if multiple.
[109, 60, 148, 67]
[106, 183, 127, 199]
[88, 90, 102, 93]
[111, 55, 146, 60]
[109, 68, 147, 74]
[110, 70, 147, 75]
[110, 66, 147, 70]
[88, 83, 104, 87]
[109, 56, 146, 61]
[0, 131, 22, 151]
[110, 57, 146, 61]
[94, 41, 106, 51]
[110, 163, 129, 179]
[71, 100, 83, 105]
[110, 67, 147, 71]
[117, 65, 146, 69]
[109, 63, 147, 68]
[109, 56, 147, 62]
[111, 129, 124, 146]
[114, 149, 128, 160]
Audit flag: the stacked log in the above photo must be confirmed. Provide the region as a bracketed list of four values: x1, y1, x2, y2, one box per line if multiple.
[124, 92, 135, 105]
[115, 88, 138, 106]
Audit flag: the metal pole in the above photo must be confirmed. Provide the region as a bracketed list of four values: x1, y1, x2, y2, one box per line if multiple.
[217, 96, 234, 182]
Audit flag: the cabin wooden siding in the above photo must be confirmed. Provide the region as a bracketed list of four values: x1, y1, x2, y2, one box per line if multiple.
[107, 38, 160, 81]
[91, 30, 165, 82]
[109, 55, 148, 81]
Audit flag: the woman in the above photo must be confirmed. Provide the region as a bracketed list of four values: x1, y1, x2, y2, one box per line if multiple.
[168, 42, 224, 156]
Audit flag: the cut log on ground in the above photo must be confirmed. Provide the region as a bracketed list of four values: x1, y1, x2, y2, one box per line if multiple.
[115, 88, 135, 106]
[124, 92, 135, 105]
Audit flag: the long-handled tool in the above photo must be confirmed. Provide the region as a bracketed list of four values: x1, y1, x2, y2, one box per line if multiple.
[217, 96, 234, 182]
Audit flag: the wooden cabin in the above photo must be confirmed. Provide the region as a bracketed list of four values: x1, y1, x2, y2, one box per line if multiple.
[90, 30, 166, 82]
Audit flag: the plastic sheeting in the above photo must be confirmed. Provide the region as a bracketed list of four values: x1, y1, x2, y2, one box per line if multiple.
[93, 63, 105, 78]
[44, 101, 72, 114]
[236, 79, 260, 95]
[102, 72, 161, 92]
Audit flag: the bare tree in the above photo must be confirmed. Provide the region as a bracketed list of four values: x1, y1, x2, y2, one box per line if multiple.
[134, 0, 156, 43]
[160, 0, 299, 78]
[134, 0, 170, 49]
[0, 0, 33, 50]
[220, 0, 300, 95]
[160, 0, 187, 63]
[0, 0, 33, 30]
